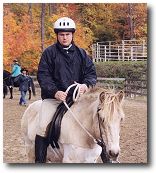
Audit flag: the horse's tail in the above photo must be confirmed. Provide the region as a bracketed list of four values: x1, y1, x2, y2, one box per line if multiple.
[30, 78, 36, 96]
[21, 101, 37, 137]
[21, 105, 30, 138]
[21, 100, 42, 141]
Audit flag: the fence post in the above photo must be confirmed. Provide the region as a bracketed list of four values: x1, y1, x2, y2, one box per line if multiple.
[142, 40, 145, 58]
[124, 79, 128, 97]
[141, 80, 143, 96]
[122, 40, 125, 61]
[118, 46, 120, 60]
[92, 44, 95, 62]
[109, 41, 111, 58]
[104, 45, 107, 61]
[131, 46, 133, 61]
[96, 42, 99, 62]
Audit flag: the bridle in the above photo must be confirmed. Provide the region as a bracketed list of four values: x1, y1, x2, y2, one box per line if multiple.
[64, 83, 112, 163]
[96, 108, 111, 162]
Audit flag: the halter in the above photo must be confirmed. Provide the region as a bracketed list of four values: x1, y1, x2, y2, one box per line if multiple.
[64, 83, 113, 163]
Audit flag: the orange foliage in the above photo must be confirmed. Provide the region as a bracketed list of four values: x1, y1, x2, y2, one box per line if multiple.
[3, 6, 40, 72]
[3, 3, 147, 73]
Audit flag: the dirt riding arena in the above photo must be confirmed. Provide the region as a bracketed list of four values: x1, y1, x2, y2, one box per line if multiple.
[3, 88, 147, 163]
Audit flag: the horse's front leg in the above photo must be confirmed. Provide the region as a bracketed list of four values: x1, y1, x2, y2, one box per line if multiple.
[28, 88, 31, 100]
[62, 144, 102, 163]
[3, 87, 6, 98]
[9, 86, 13, 99]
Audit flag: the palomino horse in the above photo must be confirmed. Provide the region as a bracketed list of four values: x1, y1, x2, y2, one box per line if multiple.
[21, 87, 125, 163]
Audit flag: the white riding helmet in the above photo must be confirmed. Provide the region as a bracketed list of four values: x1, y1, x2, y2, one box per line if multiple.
[54, 17, 76, 33]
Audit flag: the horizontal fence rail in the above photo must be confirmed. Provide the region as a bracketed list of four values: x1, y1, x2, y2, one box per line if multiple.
[124, 79, 147, 97]
[97, 77, 147, 98]
[31, 76, 147, 98]
[92, 40, 147, 62]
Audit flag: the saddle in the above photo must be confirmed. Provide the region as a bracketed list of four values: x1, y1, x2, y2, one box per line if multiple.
[10, 75, 20, 87]
[47, 96, 74, 149]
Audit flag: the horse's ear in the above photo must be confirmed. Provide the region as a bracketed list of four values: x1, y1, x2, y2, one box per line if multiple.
[117, 90, 124, 102]
[100, 91, 106, 103]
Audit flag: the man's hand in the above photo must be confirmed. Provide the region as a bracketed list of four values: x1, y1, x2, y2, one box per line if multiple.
[54, 91, 67, 102]
[79, 84, 88, 95]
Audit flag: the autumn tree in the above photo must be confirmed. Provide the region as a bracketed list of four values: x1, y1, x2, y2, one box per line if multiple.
[3, 3, 147, 73]
[3, 4, 41, 72]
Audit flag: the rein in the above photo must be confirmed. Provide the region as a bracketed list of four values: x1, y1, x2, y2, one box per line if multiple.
[64, 84, 111, 163]
[3, 76, 10, 81]
[63, 83, 97, 143]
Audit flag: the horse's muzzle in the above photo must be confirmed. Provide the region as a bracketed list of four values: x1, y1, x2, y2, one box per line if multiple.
[108, 150, 119, 160]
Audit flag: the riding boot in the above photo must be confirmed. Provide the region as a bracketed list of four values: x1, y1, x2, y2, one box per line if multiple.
[35, 135, 49, 163]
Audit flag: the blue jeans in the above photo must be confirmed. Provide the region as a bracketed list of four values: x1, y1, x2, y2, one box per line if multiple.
[19, 91, 27, 105]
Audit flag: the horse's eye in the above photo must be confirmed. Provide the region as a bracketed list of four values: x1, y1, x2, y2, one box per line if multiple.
[97, 107, 101, 112]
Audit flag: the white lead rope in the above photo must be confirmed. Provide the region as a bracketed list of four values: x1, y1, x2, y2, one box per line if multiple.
[63, 83, 97, 143]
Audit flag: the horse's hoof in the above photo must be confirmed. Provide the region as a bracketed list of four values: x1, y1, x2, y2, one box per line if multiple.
[9, 97, 13, 99]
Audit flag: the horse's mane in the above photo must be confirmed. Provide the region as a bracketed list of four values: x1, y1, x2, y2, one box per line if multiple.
[99, 88, 124, 123]
[3, 70, 11, 79]
[77, 86, 124, 123]
[3, 70, 10, 74]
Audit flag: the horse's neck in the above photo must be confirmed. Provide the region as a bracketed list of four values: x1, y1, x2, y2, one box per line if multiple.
[71, 95, 100, 135]
[60, 94, 101, 148]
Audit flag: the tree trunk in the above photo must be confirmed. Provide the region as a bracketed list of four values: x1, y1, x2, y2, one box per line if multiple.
[49, 4, 51, 16]
[128, 3, 134, 39]
[41, 3, 45, 52]
[49, 4, 57, 16]
[28, 3, 32, 23]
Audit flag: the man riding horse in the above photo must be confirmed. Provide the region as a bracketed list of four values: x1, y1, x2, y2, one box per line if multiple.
[35, 17, 97, 163]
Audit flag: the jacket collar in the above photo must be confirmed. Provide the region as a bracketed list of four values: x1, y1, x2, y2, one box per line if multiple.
[56, 42, 75, 52]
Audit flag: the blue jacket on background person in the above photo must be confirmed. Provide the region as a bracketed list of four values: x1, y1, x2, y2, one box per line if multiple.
[11, 63, 21, 77]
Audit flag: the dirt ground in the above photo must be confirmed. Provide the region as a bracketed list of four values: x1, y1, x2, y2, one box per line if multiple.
[3, 88, 147, 164]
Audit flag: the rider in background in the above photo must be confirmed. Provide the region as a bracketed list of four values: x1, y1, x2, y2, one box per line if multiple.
[10, 59, 21, 87]
[36, 17, 97, 163]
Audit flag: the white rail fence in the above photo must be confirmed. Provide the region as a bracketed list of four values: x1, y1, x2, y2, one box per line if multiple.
[92, 40, 147, 62]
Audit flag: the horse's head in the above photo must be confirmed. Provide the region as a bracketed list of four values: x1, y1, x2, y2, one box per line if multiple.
[97, 89, 125, 161]
[3, 70, 11, 79]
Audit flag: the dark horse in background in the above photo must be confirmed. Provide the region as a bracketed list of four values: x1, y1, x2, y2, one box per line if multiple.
[3, 70, 36, 99]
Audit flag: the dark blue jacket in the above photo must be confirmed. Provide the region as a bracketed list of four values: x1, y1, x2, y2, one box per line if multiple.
[18, 74, 30, 92]
[37, 42, 97, 99]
